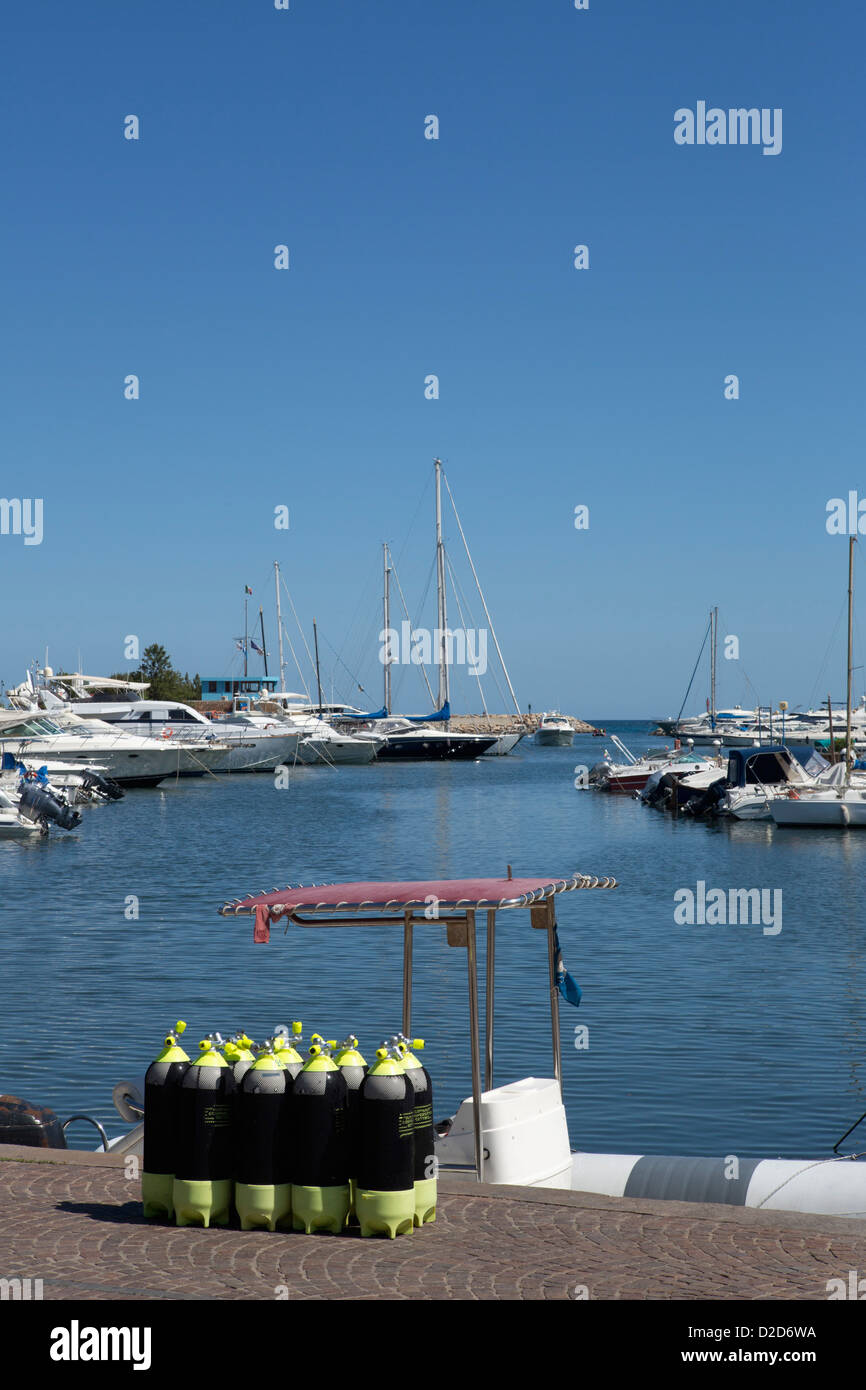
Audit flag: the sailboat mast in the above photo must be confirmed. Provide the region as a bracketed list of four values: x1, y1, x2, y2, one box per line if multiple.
[434, 458, 449, 710]
[244, 594, 249, 679]
[313, 618, 323, 715]
[274, 561, 286, 692]
[846, 537, 855, 781]
[259, 607, 268, 678]
[710, 606, 717, 729]
[383, 542, 392, 713]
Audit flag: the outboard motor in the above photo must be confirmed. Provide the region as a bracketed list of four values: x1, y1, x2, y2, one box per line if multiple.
[18, 782, 82, 831]
[682, 778, 728, 818]
[0, 1095, 66, 1149]
[80, 769, 124, 801]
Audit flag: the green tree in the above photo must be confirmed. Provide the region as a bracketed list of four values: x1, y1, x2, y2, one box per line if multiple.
[116, 646, 202, 702]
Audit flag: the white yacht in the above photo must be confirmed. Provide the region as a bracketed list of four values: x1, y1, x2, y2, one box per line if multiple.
[535, 712, 575, 747]
[13, 676, 299, 774]
[261, 695, 383, 764]
[0, 709, 221, 787]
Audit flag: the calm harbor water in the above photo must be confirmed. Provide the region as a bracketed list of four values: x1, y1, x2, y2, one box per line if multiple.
[1, 721, 864, 1161]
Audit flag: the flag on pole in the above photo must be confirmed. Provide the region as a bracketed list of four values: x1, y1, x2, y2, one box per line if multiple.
[250, 639, 264, 656]
[244, 586, 253, 595]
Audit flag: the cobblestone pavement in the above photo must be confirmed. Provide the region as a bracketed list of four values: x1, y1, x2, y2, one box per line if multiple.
[1, 1146, 864, 1300]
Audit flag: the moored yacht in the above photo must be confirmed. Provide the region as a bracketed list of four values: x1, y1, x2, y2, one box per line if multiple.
[0, 709, 220, 787]
[13, 676, 299, 773]
[535, 712, 575, 747]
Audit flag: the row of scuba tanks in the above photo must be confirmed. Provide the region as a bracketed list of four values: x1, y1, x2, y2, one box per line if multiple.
[143, 1022, 436, 1239]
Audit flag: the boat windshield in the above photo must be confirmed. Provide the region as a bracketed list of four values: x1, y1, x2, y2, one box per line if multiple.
[1, 716, 65, 737]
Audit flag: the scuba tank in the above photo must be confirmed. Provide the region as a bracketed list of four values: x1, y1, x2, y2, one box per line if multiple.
[272, 1021, 305, 1079]
[333, 1034, 368, 1221]
[234, 1040, 294, 1232]
[224, 1032, 256, 1085]
[142, 1021, 189, 1219]
[289, 1041, 350, 1234]
[355, 1043, 416, 1239]
[393, 1036, 437, 1226]
[173, 1035, 236, 1228]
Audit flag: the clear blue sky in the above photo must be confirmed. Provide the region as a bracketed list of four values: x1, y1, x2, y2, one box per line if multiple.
[3, 1, 865, 717]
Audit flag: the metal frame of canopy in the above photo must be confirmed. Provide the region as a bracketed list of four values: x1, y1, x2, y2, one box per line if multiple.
[218, 873, 617, 1182]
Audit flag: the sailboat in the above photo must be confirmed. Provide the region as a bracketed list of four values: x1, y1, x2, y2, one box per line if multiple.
[371, 464, 497, 760]
[771, 537, 866, 826]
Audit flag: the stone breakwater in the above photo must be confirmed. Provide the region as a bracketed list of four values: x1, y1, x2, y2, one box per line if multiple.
[448, 714, 598, 734]
[194, 701, 597, 734]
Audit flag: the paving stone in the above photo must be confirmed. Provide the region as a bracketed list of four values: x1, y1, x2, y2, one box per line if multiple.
[1, 1149, 864, 1300]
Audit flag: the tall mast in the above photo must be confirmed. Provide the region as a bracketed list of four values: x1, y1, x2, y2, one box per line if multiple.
[274, 561, 286, 692]
[259, 607, 268, 678]
[710, 606, 717, 729]
[244, 593, 249, 679]
[434, 458, 449, 710]
[846, 537, 855, 782]
[313, 619, 323, 715]
[383, 542, 392, 713]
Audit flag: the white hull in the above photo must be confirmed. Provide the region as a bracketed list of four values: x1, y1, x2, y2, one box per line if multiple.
[0, 733, 221, 785]
[770, 790, 866, 827]
[211, 732, 301, 773]
[536, 729, 574, 746]
[482, 732, 525, 755]
[297, 736, 379, 765]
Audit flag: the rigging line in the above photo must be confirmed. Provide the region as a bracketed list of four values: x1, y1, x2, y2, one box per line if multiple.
[449, 559, 509, 714]
[390, 552, 436, 707]
[675, 614, 712, 723]
[279, 574, 318, 689]
[319, 630, 369, 698]
[443, 552, 509, 715]
[393, 474, 433, 576]
[444, 553, 488, 716]
[805, 597, 847, 712]
[443, 471, 521, 715]
[715, 609, 764, 710]
[335, 550, 381, 687]
[279, 622, 311, 700]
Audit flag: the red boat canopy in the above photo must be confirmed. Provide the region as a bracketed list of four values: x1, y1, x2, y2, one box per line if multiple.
[218, 873, 616, 924]
[217, 872, 618, 1179]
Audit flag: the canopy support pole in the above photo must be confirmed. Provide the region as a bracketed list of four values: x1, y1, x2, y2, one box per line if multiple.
[466, 908, 484, 1182]
[546, 901, 562, 1093]
[402, 910, 413, 1037]
[485, 909, 496, 1091]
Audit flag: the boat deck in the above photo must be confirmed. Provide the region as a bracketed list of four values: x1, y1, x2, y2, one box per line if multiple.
[1, 1144, 863, 1301]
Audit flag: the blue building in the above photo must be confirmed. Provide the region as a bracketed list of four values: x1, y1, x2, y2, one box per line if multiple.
[201, 676, 279, 699]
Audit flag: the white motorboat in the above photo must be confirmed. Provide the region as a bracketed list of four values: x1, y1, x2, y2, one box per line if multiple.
[0, 710, 223, 787]
[770, 780, 866, 827]
[771, 539, 866, 827]
[15, 677, 298, 774]
[535, 712, 574, 746]
[640, 747, 726, 808]
[589, 734, 678, 793]
[263, 697, 383, 764]
[0, 785, 46, 836]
